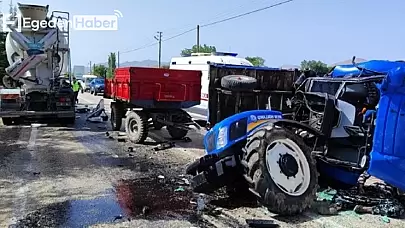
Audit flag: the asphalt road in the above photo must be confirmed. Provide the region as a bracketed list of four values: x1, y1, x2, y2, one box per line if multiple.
[0, 92, 403, 227]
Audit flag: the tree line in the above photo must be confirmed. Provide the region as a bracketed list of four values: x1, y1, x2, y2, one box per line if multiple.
[179, 44, 330, 75]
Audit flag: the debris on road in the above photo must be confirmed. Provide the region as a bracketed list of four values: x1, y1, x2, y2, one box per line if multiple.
[246, 219, 279, 228]
[153, 141, 175, 151]
[117, 137, 126, 142]
[86, 99, 108, 122]
[313, 182, 405, 218]
[174, 187, 185, 192]
[181, 178, 190, 185]
[113, 214, 123, 221]
[157, 175, 165, 179]
[88, 116, 103, 122]
[76, 107, 89, 113]
[141, 206, 151, 216]
[183, 136, 192, 142]
[196, 194, 206, 216]
[128, 147, 134, 152]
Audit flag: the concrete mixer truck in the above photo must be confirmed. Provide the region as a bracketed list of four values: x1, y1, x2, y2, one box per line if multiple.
[0, 3, 75, 125]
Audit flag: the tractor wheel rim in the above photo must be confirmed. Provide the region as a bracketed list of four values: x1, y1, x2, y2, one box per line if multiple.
[129, 119, 139, 134]
[265, 138, 311, 196]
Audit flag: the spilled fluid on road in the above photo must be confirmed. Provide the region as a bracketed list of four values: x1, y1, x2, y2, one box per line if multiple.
[114, 177, 194, 219]
[13, 177, 196, 227]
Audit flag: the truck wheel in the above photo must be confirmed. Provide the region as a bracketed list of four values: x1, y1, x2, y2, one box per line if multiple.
[125, 111, 148, 144]
[221, 75, 257, 90]
[243, 128, 318, 215]
[167, 126, 188, 139]
[110, 103, 123, 131]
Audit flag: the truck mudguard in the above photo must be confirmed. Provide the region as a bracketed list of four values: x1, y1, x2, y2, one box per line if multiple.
[203, 110, 282, 155]
[368, 65, 405, 191]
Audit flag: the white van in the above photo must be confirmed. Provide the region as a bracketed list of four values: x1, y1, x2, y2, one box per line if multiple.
[82, 75, 98, 92]
[169, 52, 253, 111]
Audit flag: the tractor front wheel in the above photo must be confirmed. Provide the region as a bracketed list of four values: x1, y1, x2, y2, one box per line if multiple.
[243, 127, 318, 215]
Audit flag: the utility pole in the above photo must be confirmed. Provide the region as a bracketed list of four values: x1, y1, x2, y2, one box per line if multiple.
[154, 31, 162, 68]
[89, 61, 92, 74]
[117, 51, 120, 67]
[196, 25, 200, 52]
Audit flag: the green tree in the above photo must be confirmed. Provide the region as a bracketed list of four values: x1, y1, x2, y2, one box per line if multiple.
[0, 32, 9, 86]
[300, 60, 329, 75]
[181, 44, 216, 56]
[245, 56, 265, 66]
[93, 65, 107, 78]
[107, 52, 116, 79]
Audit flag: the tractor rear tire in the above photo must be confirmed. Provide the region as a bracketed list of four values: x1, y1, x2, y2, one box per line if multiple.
[243, 127, 318, 215]
[221, 75, 257, 90]
[111, 103, 123, 131]
[125, 111, 148, 144]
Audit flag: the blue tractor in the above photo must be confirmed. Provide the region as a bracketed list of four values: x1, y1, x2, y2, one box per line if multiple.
[186, 59, 405, 215]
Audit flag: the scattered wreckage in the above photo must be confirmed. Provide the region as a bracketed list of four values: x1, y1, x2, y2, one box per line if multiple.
[186, 58, 405, 217]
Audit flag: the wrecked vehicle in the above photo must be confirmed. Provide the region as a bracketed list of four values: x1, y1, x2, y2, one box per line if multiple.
[186, 59, 405, 215]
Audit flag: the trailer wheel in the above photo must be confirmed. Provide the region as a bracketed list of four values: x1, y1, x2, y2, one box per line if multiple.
[243, 127, 318, 215]
[167, 126, 188, 139]
[110, 103, 123, 131]
[125, 111, 148, 144]
[221, 75, 257, 90]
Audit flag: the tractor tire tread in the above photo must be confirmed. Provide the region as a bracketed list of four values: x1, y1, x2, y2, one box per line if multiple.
[243, 127, 318, 215]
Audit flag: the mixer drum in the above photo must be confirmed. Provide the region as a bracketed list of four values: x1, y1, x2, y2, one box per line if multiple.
[5, 3, 69, 90]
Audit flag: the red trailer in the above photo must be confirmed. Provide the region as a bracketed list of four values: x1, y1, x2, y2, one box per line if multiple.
[104, 67, 202, 143]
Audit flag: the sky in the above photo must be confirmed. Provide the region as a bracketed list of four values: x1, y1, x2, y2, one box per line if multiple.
[3, 0, 404, 67]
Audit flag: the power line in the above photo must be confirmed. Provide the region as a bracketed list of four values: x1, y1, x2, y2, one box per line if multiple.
[163, 27, 196, 42]
[120, 28, 197, 54]
[120, 42, 158, 54]
[159, 0, 270, 34]
[201, 0, 293, 28]
[121, 0, 294, 54]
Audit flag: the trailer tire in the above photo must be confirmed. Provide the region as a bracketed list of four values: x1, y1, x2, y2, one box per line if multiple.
[221, 75, 257, 90]
[243, 127, 318, 215]
[125, 111, 148, 144]
[111, 103, 123, 131]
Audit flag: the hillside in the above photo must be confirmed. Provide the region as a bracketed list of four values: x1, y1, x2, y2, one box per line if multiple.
[84, 60, 169, 72]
